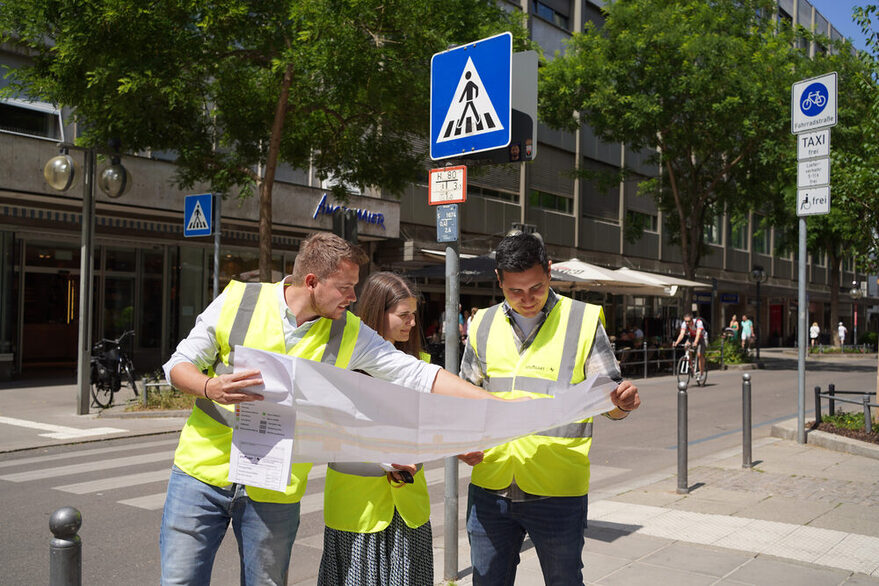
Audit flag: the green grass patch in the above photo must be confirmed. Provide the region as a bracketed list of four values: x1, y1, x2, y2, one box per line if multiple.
[705, 336, 750, 366]
[821, 412, 879, 434]
[125, 375, 196, 411]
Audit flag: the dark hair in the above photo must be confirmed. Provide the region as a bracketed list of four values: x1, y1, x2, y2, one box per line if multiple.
[356, 272, 423, 358]
[494, 233, 549, 282]
[291, 232, 368, 285]
[683, 312, 694, 319]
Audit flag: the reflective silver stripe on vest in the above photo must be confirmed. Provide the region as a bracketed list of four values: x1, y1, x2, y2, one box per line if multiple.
[557, 300, 586, 384]
[475, 305, 501, 374]
[479, 300, 587, 395]
[328, 462, 424, 477]
[535, 420, 593, 439]
[485, 376, 555, 396]
[321, 314, 348, 366]
[212, 283, 263, 376]
[194, 397, 236, 427]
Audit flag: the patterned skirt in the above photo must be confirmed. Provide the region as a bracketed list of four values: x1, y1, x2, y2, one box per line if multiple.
[317, 510, 434, 586]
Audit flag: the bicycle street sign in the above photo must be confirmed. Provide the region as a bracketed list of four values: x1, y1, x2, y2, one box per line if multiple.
[791, 72, 837, 134]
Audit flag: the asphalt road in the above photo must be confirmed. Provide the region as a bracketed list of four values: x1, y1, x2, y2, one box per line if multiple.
[0, 352, 874, 584]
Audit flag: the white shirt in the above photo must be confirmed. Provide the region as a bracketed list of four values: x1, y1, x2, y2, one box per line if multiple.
[164, 277, 441, 393]
[809, 325, 820, 339]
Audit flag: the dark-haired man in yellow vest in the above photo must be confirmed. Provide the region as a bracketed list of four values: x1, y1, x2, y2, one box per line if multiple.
[160, 232, 504, 586]
[459, 232, 641, 586]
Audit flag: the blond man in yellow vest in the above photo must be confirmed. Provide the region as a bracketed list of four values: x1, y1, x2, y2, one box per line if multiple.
[160, 232, 504, 586]
[458, 233, 640, 586]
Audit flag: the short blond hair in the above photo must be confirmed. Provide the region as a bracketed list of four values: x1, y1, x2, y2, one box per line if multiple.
[291, 232, 368, 285]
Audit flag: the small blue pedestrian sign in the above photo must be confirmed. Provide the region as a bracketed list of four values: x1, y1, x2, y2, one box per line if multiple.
[184, 193, 213, 237]
[430, 32, 512, 160]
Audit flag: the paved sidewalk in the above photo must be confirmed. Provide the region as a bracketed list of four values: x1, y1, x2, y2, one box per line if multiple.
[0, 380, 184, 453]
[448, 430, 879, 585]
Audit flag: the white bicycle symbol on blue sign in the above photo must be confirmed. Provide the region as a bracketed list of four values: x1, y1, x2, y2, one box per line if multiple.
[800, 82, 828, 115]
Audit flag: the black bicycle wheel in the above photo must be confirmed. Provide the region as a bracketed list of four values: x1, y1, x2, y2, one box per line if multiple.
[676, 355, 691, 386]
[123, 360, 139, 396]
[695, 365, 708, 386]
[91, 380, 114, 409]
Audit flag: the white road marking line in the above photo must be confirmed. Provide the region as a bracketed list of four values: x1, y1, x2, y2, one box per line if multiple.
[54, 469, 171, 494]
[0, 415, 126, 439]
[0, 438, 179, 469]
[119, 492, 167, 510]
[0, 450, 176, 482]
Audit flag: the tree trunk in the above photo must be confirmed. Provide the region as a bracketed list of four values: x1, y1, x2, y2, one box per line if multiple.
[259, 62, 295, 282]
[828, 253, 840, 346]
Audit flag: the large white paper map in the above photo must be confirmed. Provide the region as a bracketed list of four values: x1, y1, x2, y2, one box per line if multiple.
[231, 346, 617, 466]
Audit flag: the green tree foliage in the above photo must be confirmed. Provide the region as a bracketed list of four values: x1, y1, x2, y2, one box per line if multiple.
[770, 36, 875, 343]
[833, 5, 879, 272]
[0, 0, 527, 278]
[540, 0, 811, 293]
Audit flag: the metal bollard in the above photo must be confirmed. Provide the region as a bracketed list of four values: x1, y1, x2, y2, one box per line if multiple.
[828, 383, 836, 416]
[50, 506, 82, 586]
[742, 373, 752, 468]
[864, 395, 872, 434]
[814, 386, 822, 424]
[677, 380, 688, 494]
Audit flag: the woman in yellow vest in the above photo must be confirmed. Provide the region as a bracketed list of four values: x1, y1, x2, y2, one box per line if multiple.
[319, 272, 433, 586]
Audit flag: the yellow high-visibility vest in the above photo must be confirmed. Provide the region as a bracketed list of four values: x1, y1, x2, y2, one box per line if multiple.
[172, 280, 360, 503]
[467, 296, 603, 497]
[322, 351, 432, 532]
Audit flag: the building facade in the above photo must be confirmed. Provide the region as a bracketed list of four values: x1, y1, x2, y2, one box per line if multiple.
[0, 0, 872, 378]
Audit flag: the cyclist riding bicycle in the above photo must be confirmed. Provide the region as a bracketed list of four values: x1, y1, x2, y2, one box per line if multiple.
[673, 312, 707, 376]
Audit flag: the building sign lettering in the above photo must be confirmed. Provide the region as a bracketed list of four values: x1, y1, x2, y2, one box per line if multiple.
[312, 193, 385, 228]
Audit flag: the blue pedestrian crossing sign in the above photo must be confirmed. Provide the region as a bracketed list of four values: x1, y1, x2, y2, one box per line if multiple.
[430, 32, 512, 160]
[184, 193, 213, 237]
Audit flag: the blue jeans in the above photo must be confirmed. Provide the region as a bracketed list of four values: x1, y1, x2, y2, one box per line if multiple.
[466, 483, 588, 586]
[160, 466, 300, 585]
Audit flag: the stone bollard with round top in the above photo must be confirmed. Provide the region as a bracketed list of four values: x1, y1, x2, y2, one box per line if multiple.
[50, 506, 82, 586]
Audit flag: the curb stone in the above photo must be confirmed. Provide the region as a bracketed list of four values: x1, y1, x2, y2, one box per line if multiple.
[771, 417, 879, 460]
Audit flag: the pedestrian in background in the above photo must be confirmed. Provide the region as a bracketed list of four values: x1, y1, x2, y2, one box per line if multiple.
[809, 322, 820, 348]
[729, 314, 740, 341]
[320, 272, 433, 586]
[838, 321, 848, 346]
[740, 314, 753, 350]
[457, 232, 640, 586]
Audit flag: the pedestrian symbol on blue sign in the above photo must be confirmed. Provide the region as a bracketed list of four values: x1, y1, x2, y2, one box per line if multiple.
[184, 193, 213, 237]
[431, 32, 511, 160]
[436, 58, 503, 142]
[799, 82, 828, 116]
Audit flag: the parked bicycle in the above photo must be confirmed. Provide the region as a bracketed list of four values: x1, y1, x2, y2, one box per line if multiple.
[90, 330, 139, 408]
[676, 342, 707, 387]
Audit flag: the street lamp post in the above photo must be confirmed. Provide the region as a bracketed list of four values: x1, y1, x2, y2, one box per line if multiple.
[850, 280, 861, 347]
[750, 265, 767, 361]
[44, 145, 130, 414]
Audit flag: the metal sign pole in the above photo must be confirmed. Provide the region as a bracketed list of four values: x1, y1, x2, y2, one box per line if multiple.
[212, 194, 221, 298]
[76, 149, 96, 415]
[797, 217, 807, 443]
[443, 231, 460, 582]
